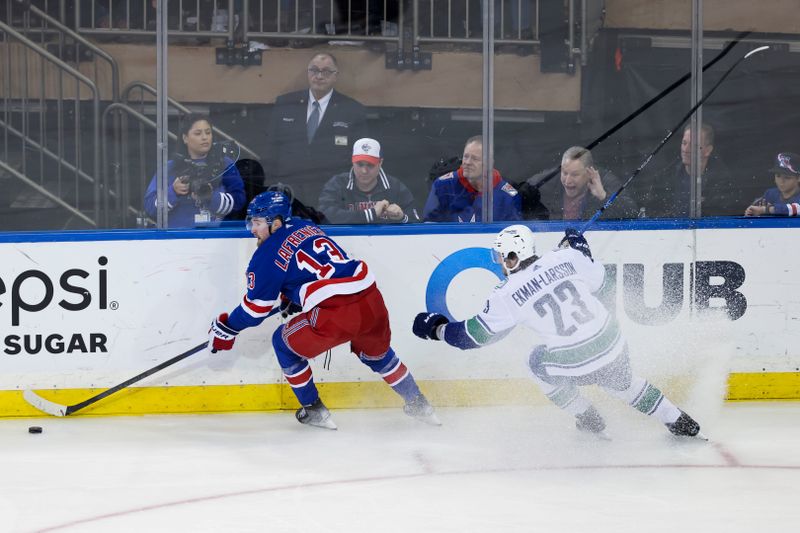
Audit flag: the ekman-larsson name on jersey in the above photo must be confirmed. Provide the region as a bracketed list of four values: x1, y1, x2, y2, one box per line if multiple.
[511, 261, 578, 307]
[0, 256, 112, 355]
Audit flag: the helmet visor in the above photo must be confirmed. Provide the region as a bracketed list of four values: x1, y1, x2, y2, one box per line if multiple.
[246, 215, 269, 232]
[490, 248, 504, 265]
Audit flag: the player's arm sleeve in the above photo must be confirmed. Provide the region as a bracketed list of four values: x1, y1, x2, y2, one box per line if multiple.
[440, 294, 516, 350]
[441, 315, 496, 349]
[576, 250, 608, 293]
[226, 263, 283, 331]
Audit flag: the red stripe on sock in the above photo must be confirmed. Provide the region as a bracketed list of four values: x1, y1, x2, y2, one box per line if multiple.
[382, 362, 409, 386]
[285, 365, 313, 388]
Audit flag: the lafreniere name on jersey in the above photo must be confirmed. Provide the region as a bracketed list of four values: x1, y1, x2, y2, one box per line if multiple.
[510, 261, 578, 307]
[274, 225, 327, 271]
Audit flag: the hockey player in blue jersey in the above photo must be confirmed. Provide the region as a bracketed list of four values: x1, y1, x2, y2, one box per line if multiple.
[412, 225, 703, 439]
[208, 191, 439, 429]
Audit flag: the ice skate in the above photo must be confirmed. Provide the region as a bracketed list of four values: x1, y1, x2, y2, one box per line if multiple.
[575, 406, 610, 439]
[296, 398, 337, 430]
[665, 411, 707, 440]
[403, 394, 442, 426]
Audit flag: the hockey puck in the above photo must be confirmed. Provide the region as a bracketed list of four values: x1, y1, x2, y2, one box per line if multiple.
[28, 426, 43, 434]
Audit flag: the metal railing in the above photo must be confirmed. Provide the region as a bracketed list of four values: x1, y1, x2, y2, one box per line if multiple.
[65, 0, 544, 49]
[1, 0, 266, 229]
[76, 0, 237, 41]
[0, 19, 101, 227]
[122, 81, 260, 160]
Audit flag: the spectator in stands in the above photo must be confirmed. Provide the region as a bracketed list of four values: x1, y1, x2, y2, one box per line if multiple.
[318, 138, 420, 224]
[262, 52, 368, 213]
[640, 123, 734, 217]
[423, 135, 521, 222]
[525, 146, 638, 220]
[745, 152, 800, 217]
[143, 113, 246, 228]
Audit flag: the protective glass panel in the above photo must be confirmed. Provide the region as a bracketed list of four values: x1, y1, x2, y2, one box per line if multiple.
[2, 1, 798, 230]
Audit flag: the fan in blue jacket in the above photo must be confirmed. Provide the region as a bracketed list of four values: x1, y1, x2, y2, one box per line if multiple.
[143, 113, 245, 228]
[423, 136, 521, 222]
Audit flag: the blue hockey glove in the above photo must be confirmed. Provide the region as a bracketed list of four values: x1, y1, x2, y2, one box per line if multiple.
[279, 297, 303, 319]
[209, 313, 240, 353]
[559, 228, 592, 260]
[413, 312, 449, 341]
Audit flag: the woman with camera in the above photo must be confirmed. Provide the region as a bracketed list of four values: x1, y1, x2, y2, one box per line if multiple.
[143, 113, 246, 228]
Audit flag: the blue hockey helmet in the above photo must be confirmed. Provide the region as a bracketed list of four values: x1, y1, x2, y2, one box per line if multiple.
[245, 191, 292, 231]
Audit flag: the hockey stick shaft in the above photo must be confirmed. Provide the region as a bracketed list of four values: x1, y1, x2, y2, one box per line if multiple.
[534, 31, 750, 189]
[24, 341, 208, 416]
[24, 305, 286, 416]
[578, 45, 770, 234]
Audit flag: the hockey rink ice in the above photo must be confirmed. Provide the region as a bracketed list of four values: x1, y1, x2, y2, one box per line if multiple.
[2, 399, 799, 533]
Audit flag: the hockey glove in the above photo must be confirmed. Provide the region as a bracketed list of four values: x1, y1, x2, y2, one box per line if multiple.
[413, 312, 449, 340]
[209, 313, 240, 353]
[279, 297, 303, 319]
[559, 228, 592, 260]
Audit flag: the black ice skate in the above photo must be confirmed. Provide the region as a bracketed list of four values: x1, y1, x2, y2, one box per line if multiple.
[665, 411, 706, 440]
[403, 394, 442, 426]
[296, 398, 337, 430]
[575, 406, 608, 438]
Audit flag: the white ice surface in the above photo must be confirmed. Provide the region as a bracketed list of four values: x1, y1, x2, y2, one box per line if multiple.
[1, 402, 799, 533]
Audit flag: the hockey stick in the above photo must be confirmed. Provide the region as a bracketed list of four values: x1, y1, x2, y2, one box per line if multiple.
[23, 341, 209, 417]
[577, 45, 770, 235]
[531, 30, 751, 190]
[23, 303, 289, 417]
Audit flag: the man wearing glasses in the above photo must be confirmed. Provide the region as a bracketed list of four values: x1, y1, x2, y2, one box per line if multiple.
[263, 52, 368, 217]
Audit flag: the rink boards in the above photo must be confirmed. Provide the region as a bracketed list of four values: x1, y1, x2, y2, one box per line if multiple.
[0, 220, 798, 416]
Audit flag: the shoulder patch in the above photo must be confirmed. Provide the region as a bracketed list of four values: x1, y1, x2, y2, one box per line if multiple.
[501, 182, 518, 196]
[438, 173, 456, 181]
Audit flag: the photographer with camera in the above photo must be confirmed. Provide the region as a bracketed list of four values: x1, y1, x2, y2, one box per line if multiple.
[143, 113, 246, 228]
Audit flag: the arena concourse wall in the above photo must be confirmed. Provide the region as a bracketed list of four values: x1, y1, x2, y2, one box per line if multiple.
[0, 219, 797, 417]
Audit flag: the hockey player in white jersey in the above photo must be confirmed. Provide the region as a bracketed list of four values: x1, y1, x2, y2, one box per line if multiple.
[413, 225, 703, 438]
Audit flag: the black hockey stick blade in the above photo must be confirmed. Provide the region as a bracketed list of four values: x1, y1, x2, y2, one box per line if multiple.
[578, 44, 770, 234]
[23, 341, 209, 417]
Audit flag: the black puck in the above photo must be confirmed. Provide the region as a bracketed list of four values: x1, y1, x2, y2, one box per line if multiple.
[28, 426, 43, 434]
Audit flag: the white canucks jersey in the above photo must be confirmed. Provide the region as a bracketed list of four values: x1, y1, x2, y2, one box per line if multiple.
[470, 247, 625, 377]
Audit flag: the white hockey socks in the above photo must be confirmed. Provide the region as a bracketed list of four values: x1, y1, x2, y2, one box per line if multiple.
[530, 373, 592, 416]
[606, 376, 681, 424]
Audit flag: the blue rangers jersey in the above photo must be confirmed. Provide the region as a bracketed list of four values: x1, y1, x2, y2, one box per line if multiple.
[423, 169, 521, 222]
[761, 187, 800, 216]
[226, 219, 375, 332]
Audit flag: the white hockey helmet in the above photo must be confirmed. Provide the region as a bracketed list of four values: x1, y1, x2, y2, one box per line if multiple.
[492, 224, 536, 272]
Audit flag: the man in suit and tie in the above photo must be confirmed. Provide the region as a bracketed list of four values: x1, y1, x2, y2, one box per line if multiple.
[263, 52, 368, 214]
